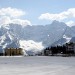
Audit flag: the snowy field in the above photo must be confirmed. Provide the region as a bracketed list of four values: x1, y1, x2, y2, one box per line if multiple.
[0, 56, 75, 75]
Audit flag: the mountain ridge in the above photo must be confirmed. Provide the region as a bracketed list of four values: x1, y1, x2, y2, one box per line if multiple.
[0, 20, 75, 55]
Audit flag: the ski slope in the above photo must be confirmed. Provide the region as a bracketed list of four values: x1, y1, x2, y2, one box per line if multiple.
[0, 56, 75, 75]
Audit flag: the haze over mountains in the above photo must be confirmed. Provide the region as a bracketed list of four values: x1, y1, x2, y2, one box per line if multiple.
[0, 20, 75, 55]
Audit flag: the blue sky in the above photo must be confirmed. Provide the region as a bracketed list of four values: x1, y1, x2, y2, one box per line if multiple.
[0, 0, 75, 26]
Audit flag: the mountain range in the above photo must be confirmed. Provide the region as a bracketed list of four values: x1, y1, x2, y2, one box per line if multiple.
[0, 20, 75, 55]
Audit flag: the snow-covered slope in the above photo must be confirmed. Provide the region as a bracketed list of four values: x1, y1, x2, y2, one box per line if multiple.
[19, 40, 44, 55]
[0, 20, 75, 55]
[0, 26, 19, 53]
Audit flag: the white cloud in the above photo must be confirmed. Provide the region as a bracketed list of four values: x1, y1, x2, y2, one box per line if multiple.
[0, 16, 11, 25]
[39, 13, 67, 21]
[11, 19, 31, 26]
[0, 7, 25, 18]
[39, 8, 75, 21]
[0, 16, 31, 27]
[66, 21, 75, 27]
[0, 7, 31, 26]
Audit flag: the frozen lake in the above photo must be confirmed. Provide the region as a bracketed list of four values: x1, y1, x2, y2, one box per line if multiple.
[0, 56, 75, 75]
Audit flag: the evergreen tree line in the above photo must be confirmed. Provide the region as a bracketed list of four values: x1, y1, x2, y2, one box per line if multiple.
[44, 45, 74, 56]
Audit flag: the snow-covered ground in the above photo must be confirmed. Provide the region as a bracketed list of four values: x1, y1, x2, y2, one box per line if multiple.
[0, 56, 75, 75]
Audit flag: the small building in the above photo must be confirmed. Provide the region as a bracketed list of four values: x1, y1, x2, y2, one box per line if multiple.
[5, 48, 23, 56]
[65, 42, 75, 54]
[43, 48, 51, 56]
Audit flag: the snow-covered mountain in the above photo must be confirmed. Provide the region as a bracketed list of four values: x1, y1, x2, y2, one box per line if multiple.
[0, 26, 19, 53]
[52, 24, 75, 46]
[0, 20, 75, 55]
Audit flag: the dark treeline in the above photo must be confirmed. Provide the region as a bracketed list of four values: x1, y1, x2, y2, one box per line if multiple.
[44, 45, 74, 56]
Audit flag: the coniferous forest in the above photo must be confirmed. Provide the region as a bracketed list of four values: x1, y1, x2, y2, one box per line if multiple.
[44, 42, 75, 56]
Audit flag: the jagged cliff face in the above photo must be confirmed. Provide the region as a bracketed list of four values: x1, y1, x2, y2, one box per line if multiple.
[0, 20, 75, 55]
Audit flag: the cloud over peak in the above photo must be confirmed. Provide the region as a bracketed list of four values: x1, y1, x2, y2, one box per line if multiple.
[39, 8, 75, 21]
[39, 8, 75, 27]
[11, 19, 31, 26]
[66, 21, 75, 27]
[0, 7, 31, 27]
